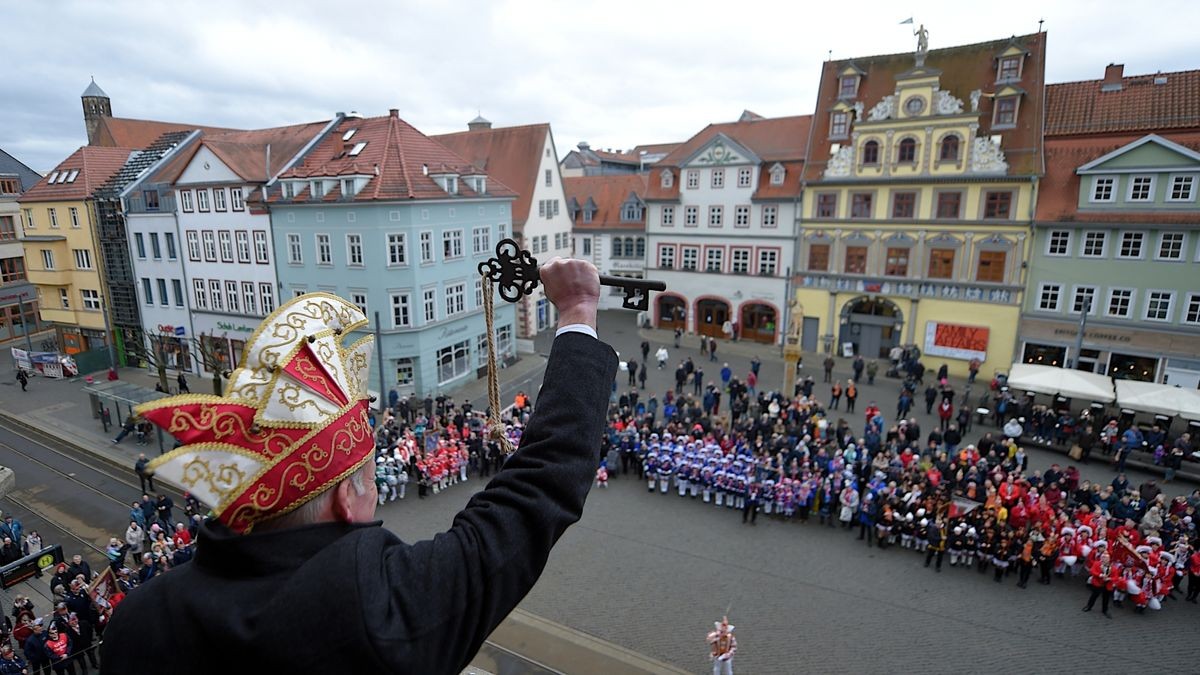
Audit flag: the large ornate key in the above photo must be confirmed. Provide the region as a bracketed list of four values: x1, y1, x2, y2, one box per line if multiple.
[479, 238, 666, 311]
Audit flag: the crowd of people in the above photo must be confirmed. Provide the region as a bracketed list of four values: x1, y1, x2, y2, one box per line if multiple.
[598, 355, 1200, 620]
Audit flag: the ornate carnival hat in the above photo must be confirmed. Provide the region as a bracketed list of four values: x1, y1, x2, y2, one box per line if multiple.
[137, 293, 374, 533]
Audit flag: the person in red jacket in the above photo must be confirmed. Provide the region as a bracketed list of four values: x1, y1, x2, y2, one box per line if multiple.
[1083, 553, 1118, 617]
[1187, 549, 1200, 603]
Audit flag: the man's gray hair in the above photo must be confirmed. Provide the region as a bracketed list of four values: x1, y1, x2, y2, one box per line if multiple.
[255, 460, 370, 531]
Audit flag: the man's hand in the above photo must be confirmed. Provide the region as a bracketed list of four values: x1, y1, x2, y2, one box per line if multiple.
[539, 257, 600, 331]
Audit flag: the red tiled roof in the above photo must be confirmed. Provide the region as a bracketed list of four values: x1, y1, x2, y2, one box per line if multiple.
[271, 112, 515, 204]
[91, 116, 239, 150]
[631, 142, 682, 157]
[805, 33, 1047, 179]
[1045, 69, 1200, 137]
[657, 115, 811, 166]
[154, 121, 330, 185]
[18, 146, 134, 202]
[432, 123, 549, 226]
[752, 160, 804, 200]
[562, 174, 648, 231]
[1036, 130, 1200, 223]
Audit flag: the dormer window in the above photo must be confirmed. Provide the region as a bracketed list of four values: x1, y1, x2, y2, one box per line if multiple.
[769, 164, 786, 186]
[997, 56, 1021, 82]
[660, 169, 673, 189]
[829, 112, 849, 139]
[342, 178, 358, 198]
[583, 209, 593, 223]
[311, 181, 325, 198]
[446, 176, 457, 194]
[993, 97, 1018, 127]
[839, 75, 859, 99]
[621, 202, 642, 222]
[282, 182, 294, 199]
[466, 176, 486, 194]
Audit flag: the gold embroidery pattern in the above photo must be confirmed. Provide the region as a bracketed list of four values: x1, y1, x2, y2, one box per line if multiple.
[180, 456, 249, 503]
[276, 381, 328, 414]
[165, 404, 295, 457]
[292, 353, 342, 404]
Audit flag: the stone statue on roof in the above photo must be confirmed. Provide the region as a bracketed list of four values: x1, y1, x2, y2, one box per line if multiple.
[914, 24, 929, 55]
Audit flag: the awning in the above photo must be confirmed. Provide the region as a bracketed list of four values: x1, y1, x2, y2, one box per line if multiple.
[1115, 379, 1200, 421]
[1006, 363, 1116, 403]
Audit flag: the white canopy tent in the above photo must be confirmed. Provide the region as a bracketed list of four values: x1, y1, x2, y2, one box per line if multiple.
[1114, 380, 1200, 421]
[1006, 363, 1116, 403]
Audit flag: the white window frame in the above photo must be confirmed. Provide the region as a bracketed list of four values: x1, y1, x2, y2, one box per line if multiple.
[253, 231, 269, 264]
[708, 206, 723, 227]
[681, 247, 698, 271]
[141, 278, 153, 305]
[1183, 292, 1200, 325]
[259, 283, 275, 313]
[660, 170, 673, 189]
[180, 190, 194, 212]
[761, 205, 778, 227]
[235, 231, 251, 263]
[1089, 176, 1115, 203]
[442, 229, 464, 260]
[73, 248, 93, 270]
[1155, 231, 1186, 261]
[686, 170, 700, 189]
[225, 280, 240, 313]
[242, 282, 257, 315]
[209, 279, 224, 311]
[193, 279, 208, 310]
[737, 167, 753, 188]
[419, 230, 434, 264]
[684, 206, 698, 227]
[316, 233, 332, 265]
[734, 205, 750, 228]
[218, 231, 234, 262]
[346, 233, 364, 267]
[391, 292, 412, 328]
[436, 339, 471, 385]
[705, 248, 724, 273]
[40, 249, 54, 270]
[213, 188, 227, 211]
[1105, 287, 1135, 318]
[658, 246, 675, 269]
[202, 231, 217, 261]
[1045, 230, 1071, 257]
[730, 247, 751, 274]
[474, 279, 483, 307]
[197, 189, 210, 212]
[350, 292, 367, 316]
[1036, 282, 1062, 312]
[1116, 231, 1144, 259]
[710, 169, 725, 189]
[422, 287, 437, 323]
[81, 289, 101, 310]
[69, 207, 80, 229]
[1070, 285, 1098, 315]
[472, 226, 490, 255]
[757, 249, 779, 276]
[1166, 174, 1196, 202]
[1126, 175, 1155, 202]
[231, 187, 244, 211]
[187, 231, 201, 261]
[387, 233, 408, 266]
[58, 288, 69, 309]
[661, 206, 674, 227]
[1143, 289, 1174, 322]
[287, 233, 302, 264]
[444, 282, 466, 317]
[1080, 230, 1107, 258]
[48, 208, 58, 229]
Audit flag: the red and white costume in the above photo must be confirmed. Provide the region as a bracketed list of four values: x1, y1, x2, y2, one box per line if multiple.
[707, 617, 737, 675]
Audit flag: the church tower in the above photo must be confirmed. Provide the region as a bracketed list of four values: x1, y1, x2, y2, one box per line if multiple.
[81, 77, 112, 145]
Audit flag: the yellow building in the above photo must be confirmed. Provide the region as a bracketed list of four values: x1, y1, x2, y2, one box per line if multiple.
[794, 32, 1047, 379]
[18, 146, 133, 353]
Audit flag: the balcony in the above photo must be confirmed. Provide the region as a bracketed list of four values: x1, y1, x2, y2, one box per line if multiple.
[796, 272, 1021, 305]
[125, 191, 177, 214]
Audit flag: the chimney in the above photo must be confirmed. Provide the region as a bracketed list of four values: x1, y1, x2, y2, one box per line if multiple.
[389, 108, 399, 118]
[1101, 63, 1124, 92]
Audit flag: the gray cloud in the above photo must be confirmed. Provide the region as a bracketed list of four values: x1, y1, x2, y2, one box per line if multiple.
[3, 0, 1197, 171]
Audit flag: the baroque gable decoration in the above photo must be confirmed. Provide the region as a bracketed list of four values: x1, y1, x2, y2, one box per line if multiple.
[824, 145, 854, 177]
[691, 137, 750, 166]
[867, 95, 897, 121]
[969, 136, 1009, 173]
[933, 89, 964, 115]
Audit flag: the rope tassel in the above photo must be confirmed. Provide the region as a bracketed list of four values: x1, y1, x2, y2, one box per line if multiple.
[482, 275, 516, 456]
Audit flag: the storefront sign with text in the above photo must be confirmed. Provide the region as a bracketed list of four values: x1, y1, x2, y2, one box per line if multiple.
[924, 321, 989, 362]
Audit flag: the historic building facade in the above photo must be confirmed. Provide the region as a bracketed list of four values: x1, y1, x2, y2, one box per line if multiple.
[1020, 65, 1200, 387]
[269, 110, 516, 397]
[0, 148, 42, 343]
[794, 32, 1046, 377]
[433, 120, 569, 338]
[563, 174, 648, 311]
[644, 114, 809, 345]
[17, 146, 132, 355]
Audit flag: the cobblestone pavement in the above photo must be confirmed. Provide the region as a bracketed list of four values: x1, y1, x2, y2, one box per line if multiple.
[383, 312, 1198, 674]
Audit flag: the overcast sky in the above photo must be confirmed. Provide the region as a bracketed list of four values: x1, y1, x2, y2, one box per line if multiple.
[3, 0, 1198, 171]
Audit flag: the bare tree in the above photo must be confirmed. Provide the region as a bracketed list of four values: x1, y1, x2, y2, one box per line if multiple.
[124, 329, 172, 392]
[193, 333, 230, 396]
[126, 329, 229, 395]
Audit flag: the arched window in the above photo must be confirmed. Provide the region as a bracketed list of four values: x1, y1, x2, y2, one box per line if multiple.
[623, 237, 636, 258]
[897, 138, 917, 163]
[862, 140, 880, 165]
[612, 237, 623, 257]
[635, 237, 646, 258]
[940, 135, 959, 161]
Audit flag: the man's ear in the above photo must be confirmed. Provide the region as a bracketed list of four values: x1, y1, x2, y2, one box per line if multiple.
[330, 479, 355, 523]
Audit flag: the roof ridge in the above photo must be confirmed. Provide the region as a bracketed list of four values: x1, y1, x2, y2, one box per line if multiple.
[394, 116, 414, 199]
[1049, 68, 1200, 88]
[829, 32, 1042, 66]
[433, 122, 550, 138]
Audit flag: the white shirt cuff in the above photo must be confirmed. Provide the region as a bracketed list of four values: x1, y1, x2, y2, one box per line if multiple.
[555, 323, 597, 339]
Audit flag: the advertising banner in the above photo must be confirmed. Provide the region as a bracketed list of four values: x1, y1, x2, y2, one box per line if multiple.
[924, 321, 989, 362]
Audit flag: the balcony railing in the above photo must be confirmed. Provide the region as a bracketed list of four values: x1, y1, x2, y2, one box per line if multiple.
[125, 192, 177, 214]
[796, 272, 1021, 305]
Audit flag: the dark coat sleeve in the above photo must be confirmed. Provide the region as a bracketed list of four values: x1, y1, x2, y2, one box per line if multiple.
[361, 332, 617, 673]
